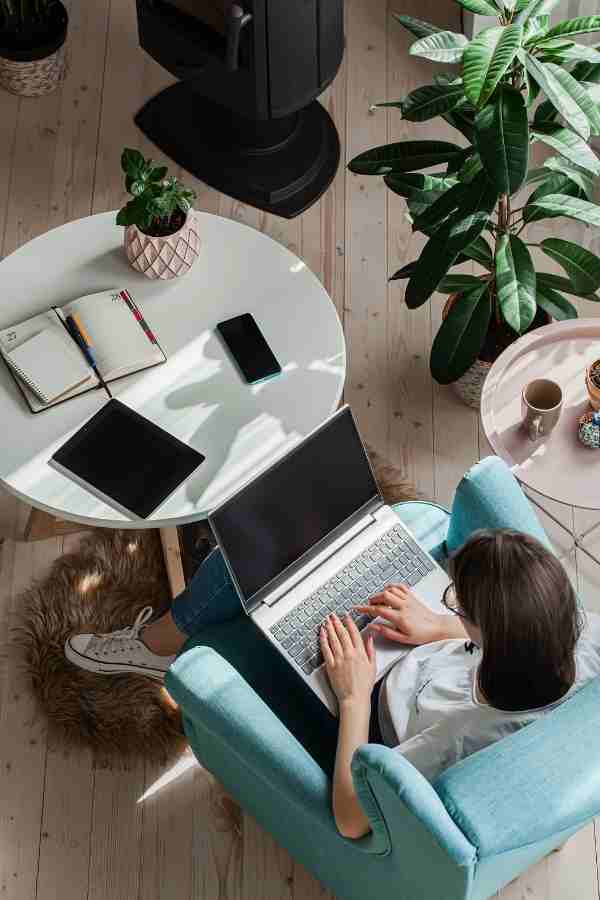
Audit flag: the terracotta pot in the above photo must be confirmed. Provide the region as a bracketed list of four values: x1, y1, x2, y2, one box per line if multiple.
[442, 293, 551, 410]
[0, 1, 68, 97]
[585, 360, 600, 411]
[124, 210, 201, 280]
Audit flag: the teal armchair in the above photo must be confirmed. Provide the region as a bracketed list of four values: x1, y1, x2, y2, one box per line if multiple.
[166, 458, 600, 900]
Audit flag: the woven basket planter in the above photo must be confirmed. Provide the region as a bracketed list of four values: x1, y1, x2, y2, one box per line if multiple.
[442, 293, 551, 411]
[0, 2, 68, 97]
[124, 211, 200, 280]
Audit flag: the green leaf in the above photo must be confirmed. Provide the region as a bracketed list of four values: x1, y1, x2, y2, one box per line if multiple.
[457, 154, 483, 183]
[533, 97, 557, 126]
[543, 157, 594, 196]
[540, 238, 600, 293]
[442, 107, 476, 143]
[532, 123, 600, 175]
[529, 193, 600, 226]
[348, 140, 463, 175]
[495, 233, 537, 333]
[130, 180, 145, 197]
[446, 146, 474, 175]
[409, 31, 468, 63]
[535, 285, 578, 320]
[392, 14, 441, 40]
[525, 166, 549, 184]
[405, 173, 498, 308]
[462, 235, 494, 269]
[390, 262, 418, 281]
[430, 285, 492, 384]
[463, 25, 523, 108]
[543, 16, 600, 40]
[384, 172, 457, 197]
[533, 37, 575, 51]
[474, 86, 528, 195]
[411, 181, 470, 232]
[537, 271, 600, 299]
[571, 61, 600, 84]
[455, 0, 500, 14]
[436, 274, 489, 293]
[121, 148, 145, 177]
[148, 166, 168, 182]
[392, 84, 464, 121]
[523, 55, 590, 139]
[523, 14, 551, 41]
[523, 173, 584, 223]
[583, 81, 600, 103]
[544, 43, 600, 64]
[514, 0, 560, 26]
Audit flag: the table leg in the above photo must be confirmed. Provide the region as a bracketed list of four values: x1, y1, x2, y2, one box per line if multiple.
[522, 488, 600, 568]
[24, 507, 89, 541]
[160, 527, 186, 599]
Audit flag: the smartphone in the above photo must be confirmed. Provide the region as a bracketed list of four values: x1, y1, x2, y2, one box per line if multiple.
[216, 313, 282, 384]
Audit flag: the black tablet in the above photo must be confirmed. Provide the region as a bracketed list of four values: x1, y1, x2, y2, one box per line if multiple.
[51, 399, 205, 519]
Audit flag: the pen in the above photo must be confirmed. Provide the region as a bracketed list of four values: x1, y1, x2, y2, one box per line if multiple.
[65, 314, 113, 399]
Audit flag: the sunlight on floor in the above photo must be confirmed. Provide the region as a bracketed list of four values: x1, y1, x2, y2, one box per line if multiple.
[137, 749, 199, 804]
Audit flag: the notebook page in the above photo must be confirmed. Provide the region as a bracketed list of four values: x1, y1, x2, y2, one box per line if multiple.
[0, 310, 100, 411]
[62, 290, 163, 380]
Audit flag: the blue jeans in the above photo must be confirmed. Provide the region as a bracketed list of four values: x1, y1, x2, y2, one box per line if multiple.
[171, 548, 242, 636]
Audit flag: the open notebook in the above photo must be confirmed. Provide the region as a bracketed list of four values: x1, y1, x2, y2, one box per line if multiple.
[0, 289, 166, 413]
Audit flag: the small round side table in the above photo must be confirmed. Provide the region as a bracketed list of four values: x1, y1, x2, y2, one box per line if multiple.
[481, 319, 600, 567]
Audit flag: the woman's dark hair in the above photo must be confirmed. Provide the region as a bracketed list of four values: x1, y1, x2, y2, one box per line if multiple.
[449, 529, 583, 711]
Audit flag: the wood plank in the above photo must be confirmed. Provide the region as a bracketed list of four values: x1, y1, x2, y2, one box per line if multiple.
[87, 757, 145, 900]
[343, 0, 389, 454]
[241, 815, 294, 900]
[0, 515, 59, 900]
[498, 822, 598, 900]
[0, 90, 20, 259]
[191, 768, 242, 900]
[35, 533, 94, 900]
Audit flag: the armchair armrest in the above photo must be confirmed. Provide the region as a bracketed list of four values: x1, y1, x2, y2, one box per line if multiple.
[352, 745, 476, 866]
[166, 646, 386, 853]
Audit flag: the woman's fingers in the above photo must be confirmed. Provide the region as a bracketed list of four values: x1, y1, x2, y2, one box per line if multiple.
[343, 614, 363, 649]
[365, 633, 375, 663]
[320, 626, 335, 667]
[325, 615, 343, 656]
[370, 622, 409, 644]
[331, 613, 353, 652]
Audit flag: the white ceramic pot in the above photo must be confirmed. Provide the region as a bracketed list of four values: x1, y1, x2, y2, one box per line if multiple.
[124, 210, 200, 280]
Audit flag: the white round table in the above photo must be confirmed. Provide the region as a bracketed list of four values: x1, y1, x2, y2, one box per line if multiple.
[481, 319, 600, 566]
[0, 212, 346, 531]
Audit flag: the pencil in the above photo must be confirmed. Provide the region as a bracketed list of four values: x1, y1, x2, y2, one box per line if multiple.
[66, 314, 113, 399]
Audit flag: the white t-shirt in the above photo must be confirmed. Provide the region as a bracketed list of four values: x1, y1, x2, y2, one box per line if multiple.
[378, 611, 600, 782]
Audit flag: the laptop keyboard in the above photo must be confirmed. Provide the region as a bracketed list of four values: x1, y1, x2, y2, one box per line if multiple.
[269, 524, 435, 676]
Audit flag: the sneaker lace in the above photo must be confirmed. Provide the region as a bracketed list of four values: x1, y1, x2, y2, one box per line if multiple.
[90, 606, 154, 656]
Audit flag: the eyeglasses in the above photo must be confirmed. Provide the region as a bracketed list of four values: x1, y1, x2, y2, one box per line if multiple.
[441, 582, 467, 619]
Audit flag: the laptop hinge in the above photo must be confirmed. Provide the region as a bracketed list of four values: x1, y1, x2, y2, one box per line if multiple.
[259, 504, 383, 608]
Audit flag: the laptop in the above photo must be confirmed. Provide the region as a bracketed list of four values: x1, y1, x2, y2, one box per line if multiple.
[208, 406, 450, 714]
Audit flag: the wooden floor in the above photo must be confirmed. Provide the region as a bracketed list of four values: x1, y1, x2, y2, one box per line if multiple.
[1, 0, 600, 897]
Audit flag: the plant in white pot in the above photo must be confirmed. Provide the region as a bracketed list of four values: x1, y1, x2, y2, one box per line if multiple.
[348, 1, 600, 408]
[117, 149, 200, 281]
[0, 0, 68, 96]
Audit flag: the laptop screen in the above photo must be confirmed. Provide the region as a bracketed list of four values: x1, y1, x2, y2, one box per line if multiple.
[209, 408, 380, 606]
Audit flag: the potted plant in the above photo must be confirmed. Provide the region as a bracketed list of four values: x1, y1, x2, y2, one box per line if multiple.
[348, 2, 600, 408]
[117, 148, 200, 280]
[0, 0, 68, 96]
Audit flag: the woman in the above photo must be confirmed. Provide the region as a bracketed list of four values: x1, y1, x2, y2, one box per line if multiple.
[65, 528, 600, 841]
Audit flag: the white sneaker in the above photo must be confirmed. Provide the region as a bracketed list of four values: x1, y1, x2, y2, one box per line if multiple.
[64, 607, 175, 681]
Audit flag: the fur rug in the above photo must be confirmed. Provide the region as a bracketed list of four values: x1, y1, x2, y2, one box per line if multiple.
[15, 447, 416, 762]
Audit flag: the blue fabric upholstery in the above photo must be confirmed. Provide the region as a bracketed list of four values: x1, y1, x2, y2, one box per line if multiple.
[446, 456, 551, 553]
[166, 456, 599, 900]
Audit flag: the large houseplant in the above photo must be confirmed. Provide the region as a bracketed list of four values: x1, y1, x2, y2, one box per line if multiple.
[117, 148, 200, 280]
[0, 0, 68, 96]
[349, 0, 600, 406]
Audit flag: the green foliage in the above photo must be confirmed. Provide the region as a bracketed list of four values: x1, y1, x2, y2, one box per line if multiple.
[116, 149, 196, 233]
[347, 1, 600, 384]
[0, 0, 56, 29]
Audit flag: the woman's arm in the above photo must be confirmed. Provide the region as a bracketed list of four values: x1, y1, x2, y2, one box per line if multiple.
[321, 613, 376, 839]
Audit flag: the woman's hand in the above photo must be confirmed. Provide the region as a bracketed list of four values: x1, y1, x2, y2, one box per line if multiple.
[320, 613, 376, 706]
[354, 584, 466, 645]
